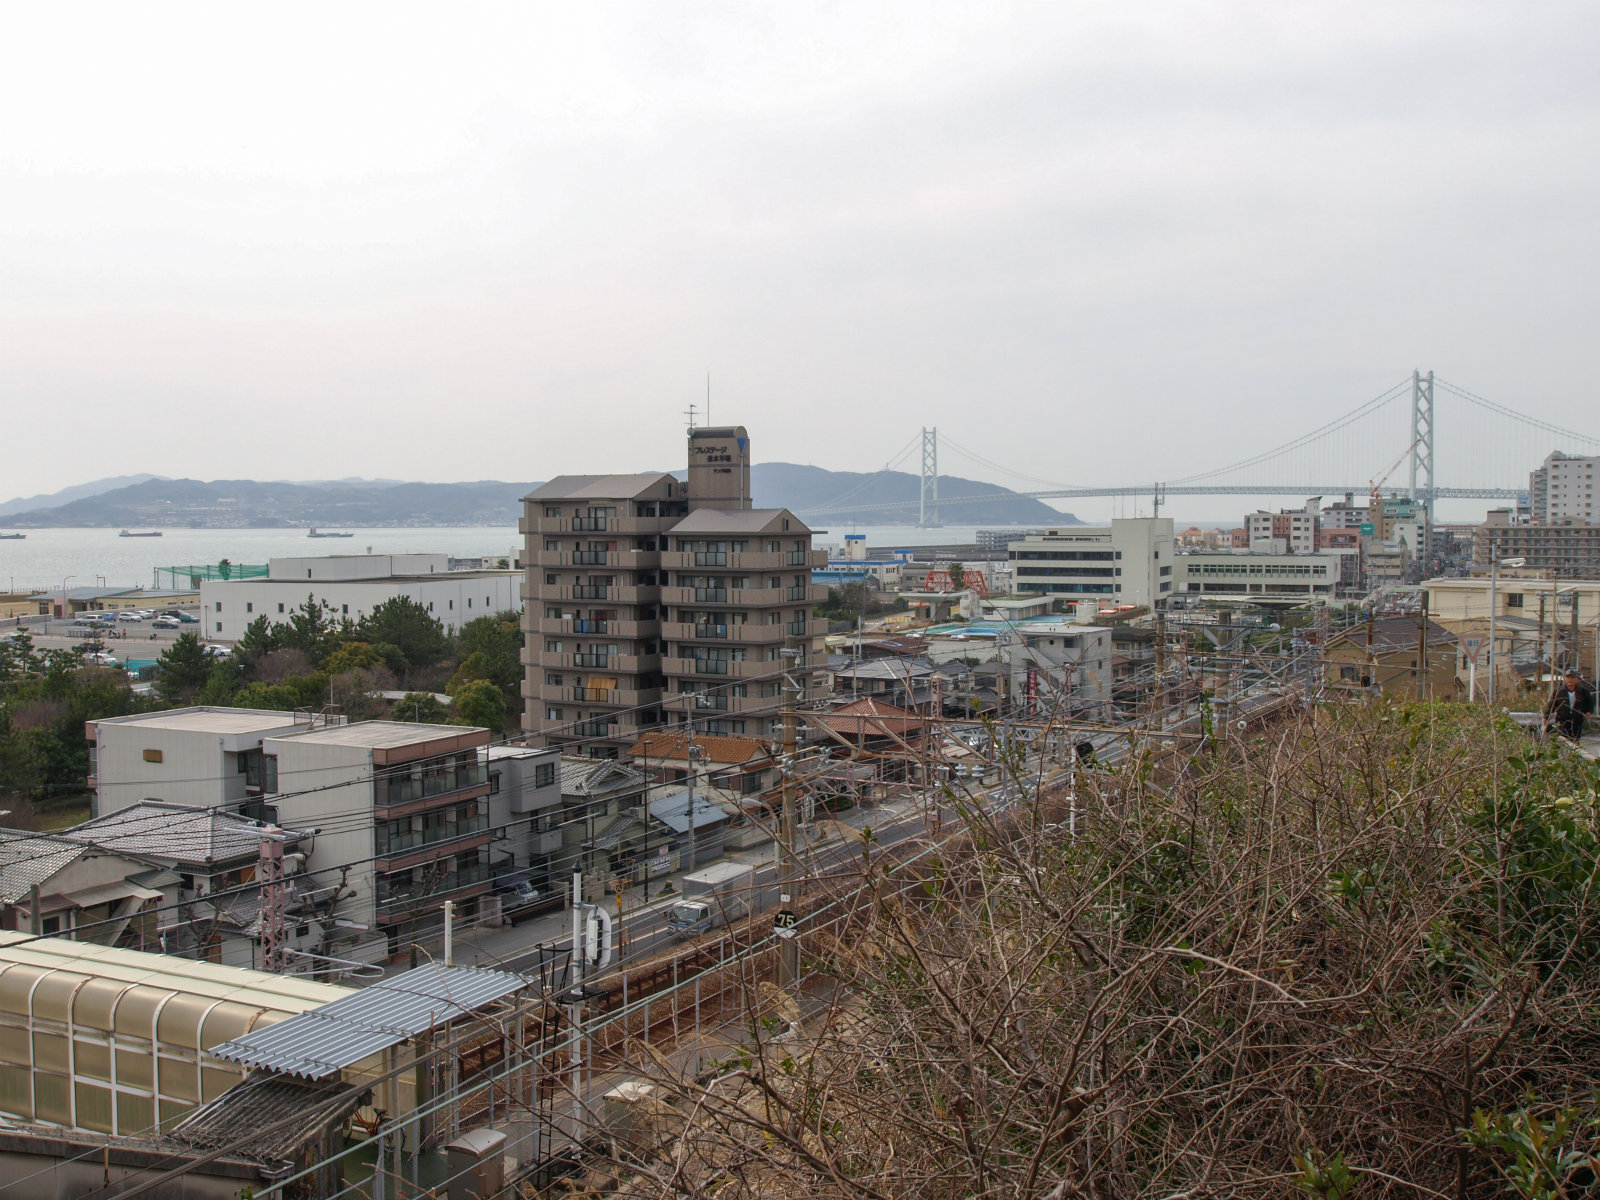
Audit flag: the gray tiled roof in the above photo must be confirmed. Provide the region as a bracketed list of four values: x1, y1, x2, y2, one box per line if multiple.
[559, 757, 644, 797]
[526, 473, 675, 501]
[669, 507, 807, 534]
[62, 802, 300, 867]
[0, 831, 87, 904]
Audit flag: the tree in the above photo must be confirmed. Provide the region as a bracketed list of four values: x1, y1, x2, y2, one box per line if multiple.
[948, 561, 966, 592]
[358, 597, 448, 671]
[454, 612, 523, 700]
[156, 633, 213, 702]
[232, 614, 282, 678]
[450, 678, 506, 732]
[280, 595, 341, 664]
[393, 691, 449, 724]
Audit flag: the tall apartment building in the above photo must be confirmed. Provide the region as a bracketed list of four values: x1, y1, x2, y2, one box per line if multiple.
[1243, 503, 1319, 554]
[1009, 518, 1174, 609]
[522, 427, 827, 756]
[1530, 451, 1600, 524]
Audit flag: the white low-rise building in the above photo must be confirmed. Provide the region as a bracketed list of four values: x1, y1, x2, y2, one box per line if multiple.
[199, 554, 520, 642]
[1172, 551, 1338, 605]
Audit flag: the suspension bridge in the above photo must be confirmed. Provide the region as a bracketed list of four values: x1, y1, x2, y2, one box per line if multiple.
[803, 372, 1600, 523]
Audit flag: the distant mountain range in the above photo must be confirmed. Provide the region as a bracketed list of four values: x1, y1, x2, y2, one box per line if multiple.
[0, 466, 1077, 529]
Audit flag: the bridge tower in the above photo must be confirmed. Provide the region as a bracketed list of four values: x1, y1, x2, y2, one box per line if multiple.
[1409, 369, 1434, 503]
[920, 427, 939, 527]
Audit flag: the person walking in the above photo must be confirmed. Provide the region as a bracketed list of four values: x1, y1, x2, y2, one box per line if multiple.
[1545, 668, 1596, 741]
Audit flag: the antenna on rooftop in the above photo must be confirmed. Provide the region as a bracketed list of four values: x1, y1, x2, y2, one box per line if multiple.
[685, 402, 697, 433]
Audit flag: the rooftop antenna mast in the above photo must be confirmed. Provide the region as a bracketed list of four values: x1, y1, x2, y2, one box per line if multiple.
[706, 372, 711, 428]
[685, 402, 697, 434]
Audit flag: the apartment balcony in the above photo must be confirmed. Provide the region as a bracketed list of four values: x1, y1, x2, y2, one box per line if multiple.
[661, 585, 805, 608]
[553, 584, 660, 605]
[660, 621, 789, 645]
[665, 657, 776, 681]
[528, 549, 650, 569]
[660, 549, 828, 571]
[535, 682, 662, 708]
[533, 617, 659, 639]
[374, 860, 492, 923]
[556, 651, 653, 673]
[523, 512, 681, 538]
[374, 763, 489, 813]
[663, 692, 780, 717]
[374, 827, 492, 871]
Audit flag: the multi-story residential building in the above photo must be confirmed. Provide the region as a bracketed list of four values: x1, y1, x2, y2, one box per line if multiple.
[1473, 508, 1600, 578]
[201, 554, 520, 642]
[523, 472, 686, 757]
[88, 707, 333, 819]
[1530, 451, 1600, 524]
[1009, 518, 1174, 609]
[1320, 494, 1370, 530]
[1172, 550, 1338, 605]
[484, 744, 563, 887]
[263, 721, 493, 955]
[1243, 502, 1319, 554]
[995, 621, 1112, 718]
[660, 507, 829, 739]
[521, 426, 827, 756]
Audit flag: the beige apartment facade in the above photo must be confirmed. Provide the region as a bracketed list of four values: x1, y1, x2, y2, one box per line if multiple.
[521, 426, 827, 757]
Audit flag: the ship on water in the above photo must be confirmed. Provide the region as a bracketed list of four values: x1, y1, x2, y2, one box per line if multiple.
[0, 533, 24, 540]
[308, 527, 354, 538]
[119, 529, 162, 538]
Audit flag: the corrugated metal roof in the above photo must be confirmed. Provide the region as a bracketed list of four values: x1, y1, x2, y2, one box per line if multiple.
[208, 962, 526, 1079]
[649, 790, 728, 834]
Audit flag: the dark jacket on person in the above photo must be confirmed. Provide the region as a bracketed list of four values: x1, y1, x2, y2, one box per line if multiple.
[1545, 680, 1596, 739]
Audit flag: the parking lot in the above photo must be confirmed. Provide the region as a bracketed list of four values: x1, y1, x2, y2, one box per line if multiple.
[5, 610, 209, 659]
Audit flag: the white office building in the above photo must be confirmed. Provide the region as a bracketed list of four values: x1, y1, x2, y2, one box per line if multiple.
[200, 554, 520, 642]
[1009, 518, 1174, 609]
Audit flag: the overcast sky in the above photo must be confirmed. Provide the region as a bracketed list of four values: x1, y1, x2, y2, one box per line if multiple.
[2, 1, 1596, 521]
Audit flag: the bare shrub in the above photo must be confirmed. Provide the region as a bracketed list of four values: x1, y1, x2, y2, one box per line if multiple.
[597, 703, 1600, 1199]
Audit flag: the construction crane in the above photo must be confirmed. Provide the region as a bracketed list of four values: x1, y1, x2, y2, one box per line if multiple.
[1368, 436, 1424, 512]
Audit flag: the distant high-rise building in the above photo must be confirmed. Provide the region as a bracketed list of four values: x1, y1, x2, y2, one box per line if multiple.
[521, 427, 825, 757]
[1529, 451, 1600, 525]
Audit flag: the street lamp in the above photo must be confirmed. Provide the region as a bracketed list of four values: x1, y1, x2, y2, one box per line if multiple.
[1487, 557, 1525, 706]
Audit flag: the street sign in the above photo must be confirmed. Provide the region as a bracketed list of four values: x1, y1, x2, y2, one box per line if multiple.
[774, 908, 798, 937]
[1463, 636, 1483, 664]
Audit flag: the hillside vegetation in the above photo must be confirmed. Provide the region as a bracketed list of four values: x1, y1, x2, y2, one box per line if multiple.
[602, 703, 1600, 1199]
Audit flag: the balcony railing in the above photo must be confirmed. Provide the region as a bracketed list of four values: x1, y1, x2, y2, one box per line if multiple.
[573, 653, 615, 667]
[571, 585, 609, 600]
[694, 623, 728, 639]
[785, 586, 808, 601]
[572, 551, 612, 565]
[376, 763, 488, 808]
[786, 551, 808, 566]
[570, 721, 618, 738]
[571, 518, 608, 531]
[786, 620, 808, 636]
[571, 686, 617, 703]
[694, 659, 731, 675]
[693, 552, 727, 566]
[375, 811, 489, 857]
[376, 860, 491, 911]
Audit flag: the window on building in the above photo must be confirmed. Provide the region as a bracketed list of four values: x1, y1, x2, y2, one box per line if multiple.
[278, 603, 285, 613]
[534, 761, 556, 788]
[216, 622, 223, 633]
[215, 601, 222, 611]
[246, 602, 253, 613]
[489, 771, 501, 794]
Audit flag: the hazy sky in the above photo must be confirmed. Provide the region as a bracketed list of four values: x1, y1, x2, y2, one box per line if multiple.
[3, 2, 1597, 521]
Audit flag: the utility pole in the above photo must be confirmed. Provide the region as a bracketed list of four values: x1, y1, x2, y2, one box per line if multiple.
[1415, 607, 1427, 702]
[779, 635, 802, 990]
[258, 835, 286, 973]
[685, 721, 702, 872]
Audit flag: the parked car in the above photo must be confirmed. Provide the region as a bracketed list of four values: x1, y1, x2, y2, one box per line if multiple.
[115, 611, 143, 622]
[175, 612, 199, 623]
[72, 614, 101, 627]
[96, 612, 118, 624]
[151, 616, 181, 629]
[87, 650, 120, 667]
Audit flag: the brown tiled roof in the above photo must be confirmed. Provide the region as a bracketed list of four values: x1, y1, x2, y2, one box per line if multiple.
[626, 731, 771, 764]
[809, 697, 927, 738]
